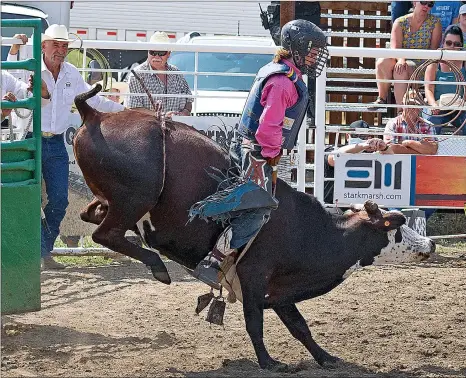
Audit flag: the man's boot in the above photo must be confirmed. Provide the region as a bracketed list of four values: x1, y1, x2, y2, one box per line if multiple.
[41, 256, 66, 270]
[192, 228, 235, 290]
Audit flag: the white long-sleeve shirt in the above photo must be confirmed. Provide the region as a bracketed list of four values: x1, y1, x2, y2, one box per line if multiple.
[8, 53, 124, 134]
[1, 70, 28, 98]
[2, 70, 51, 109]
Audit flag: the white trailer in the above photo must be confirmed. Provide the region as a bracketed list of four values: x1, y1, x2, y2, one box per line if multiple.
[69, 1, 270, 42]
[3, 1, 72, 27]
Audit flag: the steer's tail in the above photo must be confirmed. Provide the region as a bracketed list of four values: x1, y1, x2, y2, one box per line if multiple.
[75, 84, 102, 125]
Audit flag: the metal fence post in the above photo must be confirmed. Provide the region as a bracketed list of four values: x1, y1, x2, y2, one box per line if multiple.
[1, 18, 42, 314]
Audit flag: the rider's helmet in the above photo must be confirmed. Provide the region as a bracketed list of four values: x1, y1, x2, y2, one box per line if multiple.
[281, 19, 329, 77]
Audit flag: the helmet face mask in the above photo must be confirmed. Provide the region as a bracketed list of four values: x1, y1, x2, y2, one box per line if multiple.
[281, 20, 329, 77]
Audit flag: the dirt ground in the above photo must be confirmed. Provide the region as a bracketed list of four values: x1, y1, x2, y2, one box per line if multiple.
[2, 248, 466, 378]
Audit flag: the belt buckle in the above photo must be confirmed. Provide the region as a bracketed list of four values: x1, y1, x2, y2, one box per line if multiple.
[42, 132, 55, 138]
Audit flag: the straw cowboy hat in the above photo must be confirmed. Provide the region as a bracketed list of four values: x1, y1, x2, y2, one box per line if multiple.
[42, 24, 74, 42]
[149, 31, 172, 44]
[95, 78, 129, 104]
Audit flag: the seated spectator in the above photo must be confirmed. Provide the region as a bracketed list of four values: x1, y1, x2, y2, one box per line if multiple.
[456, 4, 466, 47]
[382, 90, 438, 154]
[127, 31, 193, 117]
[371, 1, 442, 110]
[96, 77, 129, 104]
[324, 120, 387, 204]
[430, 1, 461, 33]
[424, 25, 466, 135]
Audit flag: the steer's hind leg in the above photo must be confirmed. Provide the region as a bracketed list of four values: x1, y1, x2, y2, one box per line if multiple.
[237, 265, 287, 371]
[92, 205, 170, 285]
[273, 304, 339, 366]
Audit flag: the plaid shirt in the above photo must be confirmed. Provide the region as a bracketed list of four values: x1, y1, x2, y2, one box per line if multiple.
[384, 115, 436, 144]
[127, 61, 192, 113]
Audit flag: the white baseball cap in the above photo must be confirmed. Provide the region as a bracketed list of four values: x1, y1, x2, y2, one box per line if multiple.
[459, 4, 466, 15]
[42, 24, 73, 42]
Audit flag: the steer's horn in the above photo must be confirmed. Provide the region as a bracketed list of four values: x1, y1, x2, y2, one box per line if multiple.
[364, 200, 379, 215]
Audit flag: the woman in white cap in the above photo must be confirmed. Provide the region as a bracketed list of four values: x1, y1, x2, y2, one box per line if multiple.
[127, 31, 193, 117]
[8, 24, 125, 270]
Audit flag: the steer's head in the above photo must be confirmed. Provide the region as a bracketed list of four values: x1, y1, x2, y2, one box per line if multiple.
[343, 200, 435, 265]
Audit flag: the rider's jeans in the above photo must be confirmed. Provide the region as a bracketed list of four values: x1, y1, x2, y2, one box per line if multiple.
[228, 137, 274, 249]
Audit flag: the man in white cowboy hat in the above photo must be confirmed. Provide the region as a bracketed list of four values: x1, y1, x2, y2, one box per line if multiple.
[8, 24, 125, 270]
[127, 31, 193, 116]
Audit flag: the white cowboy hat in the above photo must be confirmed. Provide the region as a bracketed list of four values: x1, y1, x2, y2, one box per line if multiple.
[42, 24, 73, 42]
[149, 31, 172, 44]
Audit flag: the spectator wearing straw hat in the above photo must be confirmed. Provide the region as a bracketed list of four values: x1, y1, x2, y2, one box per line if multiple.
[127, 31, 193, 117]
[8, 24, 124, 270]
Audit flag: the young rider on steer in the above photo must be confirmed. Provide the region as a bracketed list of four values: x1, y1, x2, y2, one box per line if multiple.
[190, 19, 329, 288]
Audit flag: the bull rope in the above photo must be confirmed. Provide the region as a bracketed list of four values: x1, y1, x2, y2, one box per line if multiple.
[130, 69, 167, 204]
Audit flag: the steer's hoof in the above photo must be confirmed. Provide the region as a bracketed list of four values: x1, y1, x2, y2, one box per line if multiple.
[262, 359, 288, 372]
[319, 354, 340, 368]
[149, 265, 171, 285]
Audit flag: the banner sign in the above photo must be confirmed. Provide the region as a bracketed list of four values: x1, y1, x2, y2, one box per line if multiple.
[334, 154, 466, 208]
[412, 155, 466, 208]
[333, 154, 412, 207]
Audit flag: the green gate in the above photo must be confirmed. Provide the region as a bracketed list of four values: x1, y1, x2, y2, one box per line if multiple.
[1, 19, 42, 314]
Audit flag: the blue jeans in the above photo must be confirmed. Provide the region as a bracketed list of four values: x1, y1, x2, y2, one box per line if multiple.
[427, 111, 466, 135]
[228, 137, 274, 249]
[391, 1, 412, 23]
[28, 133, 69, 257]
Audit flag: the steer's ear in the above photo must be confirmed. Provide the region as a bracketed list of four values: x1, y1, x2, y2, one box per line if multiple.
[366, 211, 406, 231]
[363, 201, 405, 231]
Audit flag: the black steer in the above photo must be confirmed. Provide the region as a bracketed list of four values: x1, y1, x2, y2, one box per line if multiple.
[73, 86, 435, 370]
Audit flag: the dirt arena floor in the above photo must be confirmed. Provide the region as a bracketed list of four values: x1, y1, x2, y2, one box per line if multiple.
[2, 247, 466, 378]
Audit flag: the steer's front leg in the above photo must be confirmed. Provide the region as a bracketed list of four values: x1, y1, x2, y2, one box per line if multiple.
[274, 303, 339, 366]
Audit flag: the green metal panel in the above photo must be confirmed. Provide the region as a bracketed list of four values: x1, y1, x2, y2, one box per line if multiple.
[1, 185, 41, 314]
[1, 18, 43, 314]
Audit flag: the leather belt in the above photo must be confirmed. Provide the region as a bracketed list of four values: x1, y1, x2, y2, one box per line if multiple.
[26, 132, 63, 139]
[42, 132, 58, 138]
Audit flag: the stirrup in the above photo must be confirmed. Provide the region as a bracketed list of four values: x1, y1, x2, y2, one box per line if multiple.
[192, 260, 221, 290]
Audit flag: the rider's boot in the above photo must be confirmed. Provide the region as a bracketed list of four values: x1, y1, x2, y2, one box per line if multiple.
[192, 228, 235, 290]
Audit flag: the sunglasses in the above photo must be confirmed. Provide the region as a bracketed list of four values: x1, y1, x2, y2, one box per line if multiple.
[444, 40, 463, 48]
[419, 1, 435, 8]
[149, 50, 168, 57]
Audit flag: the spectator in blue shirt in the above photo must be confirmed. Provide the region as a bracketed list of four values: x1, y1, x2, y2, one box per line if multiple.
[430, 1, 461, 32]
